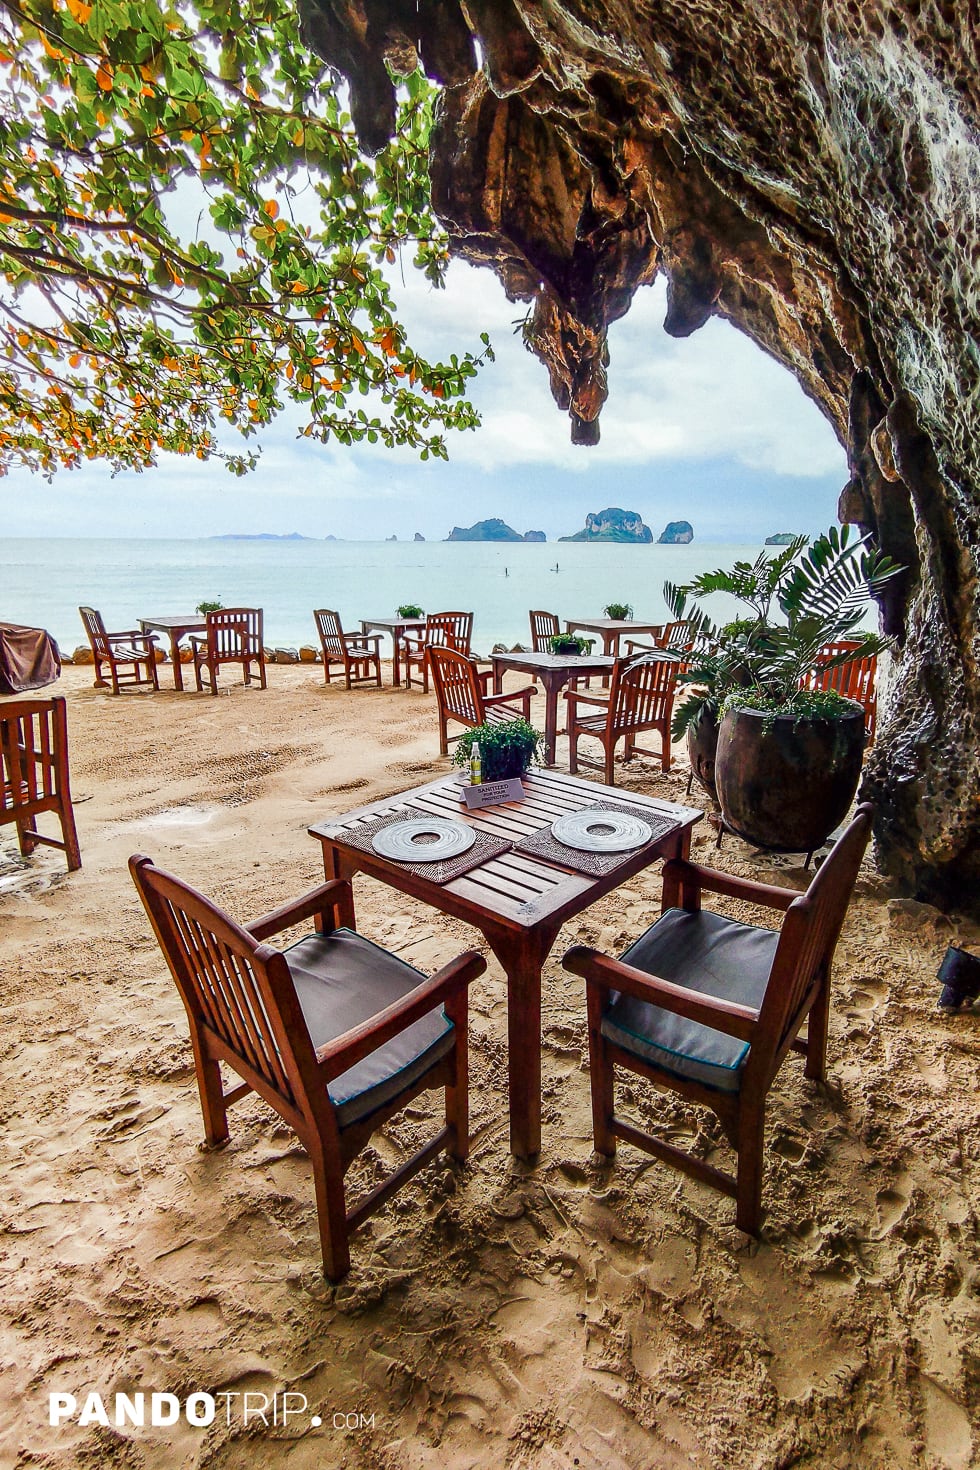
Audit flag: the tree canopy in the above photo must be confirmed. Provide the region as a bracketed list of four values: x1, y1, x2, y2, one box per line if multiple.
[0, 0, 491, 477]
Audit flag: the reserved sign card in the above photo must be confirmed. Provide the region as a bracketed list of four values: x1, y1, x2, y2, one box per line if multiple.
[460, 776, 526, 810]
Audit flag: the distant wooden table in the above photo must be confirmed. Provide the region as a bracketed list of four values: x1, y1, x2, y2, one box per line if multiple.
[491, 650, 616, 765]
[310, 769, 701, 1159]
[564, 616, 666, 658]
[359, 616, 427, 687]
[138, 615, 206, 691]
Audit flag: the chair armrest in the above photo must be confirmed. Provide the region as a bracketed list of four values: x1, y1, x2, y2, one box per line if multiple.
[563, 945, 759, 1041]
[110, 631, 157, 646]
[484, 685, 537, 708]
[564, 689, 609, 708]
[623, 639, 655, 655]
[344, 632, 381, 649]
[315, 949, 487, 1078]
[661, 859, 798, 912]
[246, 879, 355, 940]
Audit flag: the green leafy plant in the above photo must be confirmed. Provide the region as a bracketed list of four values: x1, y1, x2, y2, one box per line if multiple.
[548, 633, 593, 655]
[664, 527, 902, 738]
[452, 720, 541, 781]
[396, 603, 424, 618]
[603, 602, 634, 620]
[195, 599, 224, 615]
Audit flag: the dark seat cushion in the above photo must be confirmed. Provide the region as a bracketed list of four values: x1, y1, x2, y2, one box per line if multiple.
[601, 909, 778, 1093]
[284, 929, 454, 1128]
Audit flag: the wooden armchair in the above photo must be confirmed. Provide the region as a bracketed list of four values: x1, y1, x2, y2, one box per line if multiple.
[563, 804, 872, 1234]
[426, 643, 536, 755]
[1, 696, 81, 871]
[803, 641, 878, 743]
[529, 610, 560, 651]
[564, 654, 679, 784]
[130, 855, 486, 1281]
[314, 609, 382, 689]
[190, 608, 267, 695]
[78, 606, 159, 694]
[403, 612, 473, 692]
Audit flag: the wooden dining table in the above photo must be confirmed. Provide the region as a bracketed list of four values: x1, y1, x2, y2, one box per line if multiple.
[564, 616, 667, 658]
[137, 615, 206, 691]
[490, 649, 616, 765]
[309, 768, 702, 1160]
[358, 616, 427, 686]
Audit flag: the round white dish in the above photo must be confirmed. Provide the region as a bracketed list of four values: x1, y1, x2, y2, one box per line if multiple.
[551, 808, 652, 853]
[372, 817, 477, 862]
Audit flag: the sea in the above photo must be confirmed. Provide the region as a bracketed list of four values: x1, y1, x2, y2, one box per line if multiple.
[3, 537, 802, 657]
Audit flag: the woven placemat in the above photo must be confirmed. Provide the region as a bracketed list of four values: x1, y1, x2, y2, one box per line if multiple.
[513, 800, 681, 876]
[336, 811, 512, 884]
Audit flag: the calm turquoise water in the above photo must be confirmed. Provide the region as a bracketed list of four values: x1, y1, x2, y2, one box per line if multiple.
[3, 537, 817, 657]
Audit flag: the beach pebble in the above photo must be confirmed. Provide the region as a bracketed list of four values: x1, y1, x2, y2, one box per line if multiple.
[298, 644, 319, 662]
[274, 647, 299, 663]
[490, 1193, 526, 1220]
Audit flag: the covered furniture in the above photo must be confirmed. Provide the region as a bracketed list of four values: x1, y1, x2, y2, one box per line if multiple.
[0, 622, 61, 694]
[565, 654, 679, 784]
[314, 609, 382, 689]
[1, 696, 81, 871]
[426, 643, 535, 755]
[130, 855, 485, 1281]
[563, 804, 872, 1234]
[190, 608, 266, 696]
[403, 612, 473, 692]
[803, 641, 878, 743]
[79, 606, 159, 694]
[529, 610, 560, 652]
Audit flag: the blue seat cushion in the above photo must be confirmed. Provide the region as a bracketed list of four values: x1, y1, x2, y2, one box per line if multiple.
[284, 928, 454, 1129]
[601, 909, 778, 1093]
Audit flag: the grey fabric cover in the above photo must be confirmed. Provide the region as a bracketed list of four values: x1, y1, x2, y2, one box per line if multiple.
[284, 928, 454, 1128]
[601, 908, 778, 1093]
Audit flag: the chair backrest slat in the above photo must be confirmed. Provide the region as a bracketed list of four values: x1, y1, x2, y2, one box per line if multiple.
[659, 620, 694, 652]
[424, 612, 472, 654]
[426, 644, 484, 726]
[79, 606, 111, 659]
[803, 641, 878, 738]
[207, 608, 262, 661]
[529, 611, 560, 651]
[608, 656, 678, 736]
[1, 698, 63, 813]
[314, 609, 346, 659]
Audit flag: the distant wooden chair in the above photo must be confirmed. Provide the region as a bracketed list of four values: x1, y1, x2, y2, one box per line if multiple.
[564, 654, 679, 784]
[78, 606, 159, 694]
[563, 804, 873, 1235]
[130, 854, 486, 1281]
[313, 610, 382, 690]
[403, 612, 473, 692]
[529, 610, 560, 652]
[1, 696, 81, 871]
[659, 620, 695, 652]
[190, 608, 266, 696]
[426, 644, 536, 755]
[803, 642, 878, 743]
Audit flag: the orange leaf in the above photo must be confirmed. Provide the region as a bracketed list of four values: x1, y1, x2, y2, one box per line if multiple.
[96, 62, 113, 91]
[349, 334, 366, 357]
[263, 199, 279, 219]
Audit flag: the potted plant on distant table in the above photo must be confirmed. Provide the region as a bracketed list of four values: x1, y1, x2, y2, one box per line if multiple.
[664, 528, 901, 852]
[548, 632, 594, 656]
[603, 602, 634, 620]
[196, 599, 223, 615]
[397, 603, 424, 618]
[452, 719, 541, 782]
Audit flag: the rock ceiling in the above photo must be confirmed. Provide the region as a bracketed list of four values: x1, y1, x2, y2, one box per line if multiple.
[298, 0, 980, 906]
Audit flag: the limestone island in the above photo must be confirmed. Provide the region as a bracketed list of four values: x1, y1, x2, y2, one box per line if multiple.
[559, 507, 653, 543]
[658, 520, 694, 544]
[211, 531, 313, 540]
[447, 518, 546, 542]
[765, 532, 798, 545]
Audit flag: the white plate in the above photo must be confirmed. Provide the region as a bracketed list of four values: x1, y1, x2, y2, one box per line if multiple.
[551, 808, 653, 853]
[372, 817, 476, 863]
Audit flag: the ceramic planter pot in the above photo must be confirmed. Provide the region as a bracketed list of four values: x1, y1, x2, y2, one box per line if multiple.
[687, 705, 719, 800]
[716, 703, 865, 852]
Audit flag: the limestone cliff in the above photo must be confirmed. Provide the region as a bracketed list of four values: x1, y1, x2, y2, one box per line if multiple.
[297, 0, 980, 906]
[560, 506, 653, 542]
[658, 521, 694, 544]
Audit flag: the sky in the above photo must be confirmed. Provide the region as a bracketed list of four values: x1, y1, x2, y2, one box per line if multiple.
[1, 261, 849, 543]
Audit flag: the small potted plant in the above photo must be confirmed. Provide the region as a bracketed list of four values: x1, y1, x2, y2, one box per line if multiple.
[548, 632, 594, 656]
[603, 602, 634, 620]
[196, 599, 223, 614]
[397, 603, 424, 618]
[452, 719, 541, 782]
[665, 527, 901, 850]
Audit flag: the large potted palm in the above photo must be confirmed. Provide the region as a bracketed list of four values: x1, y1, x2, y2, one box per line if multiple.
[665, 529, 900, 852]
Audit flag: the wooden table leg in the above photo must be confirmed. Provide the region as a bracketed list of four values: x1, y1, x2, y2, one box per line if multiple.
[169, 633, 185, 691]
[541, 672, 560, 765]
[486, 925, 560, 1160]
[492, 660, 504, 695]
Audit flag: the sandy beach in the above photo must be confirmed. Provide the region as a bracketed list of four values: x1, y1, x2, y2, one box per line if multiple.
[2, 664, 977, 1469]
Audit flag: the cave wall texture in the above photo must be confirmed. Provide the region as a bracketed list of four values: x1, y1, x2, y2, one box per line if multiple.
[298, 0, 980, 907]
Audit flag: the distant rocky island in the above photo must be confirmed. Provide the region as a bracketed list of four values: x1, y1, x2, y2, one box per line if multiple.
[658, 520, 694, 544]
[211, 531, 313, 540]
[560, 507, 653, 543]
[447, 518, 546, 542]
[765, 532, 798, 545]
